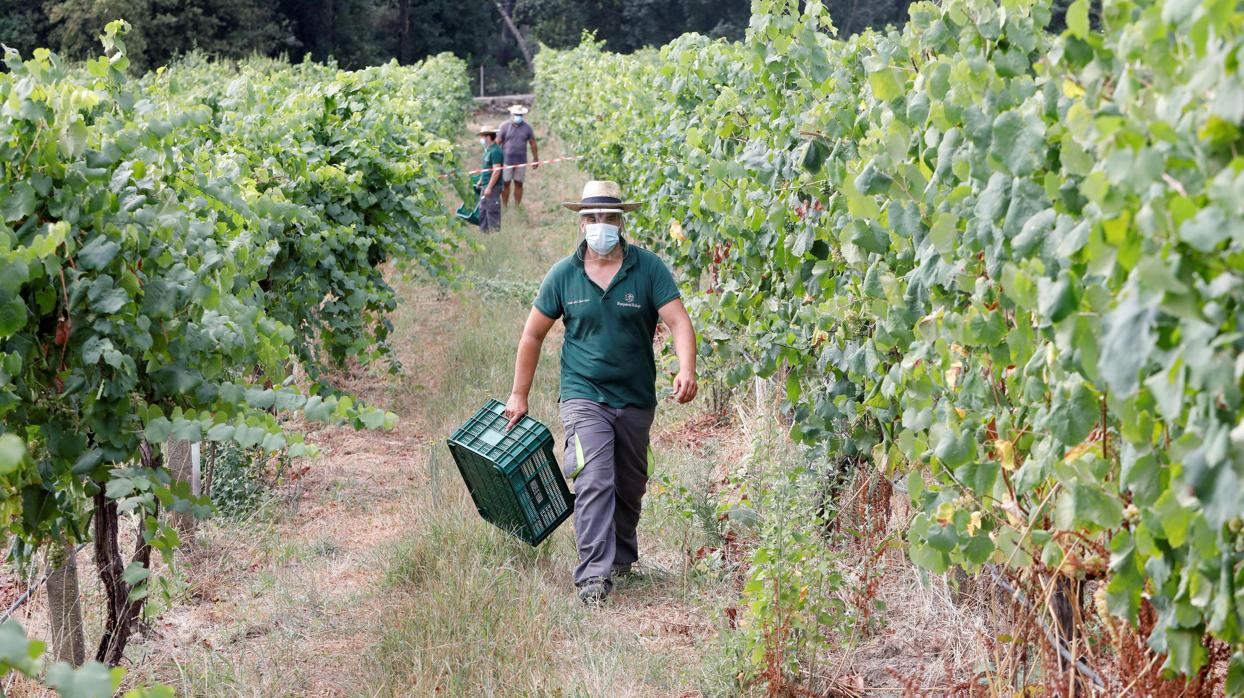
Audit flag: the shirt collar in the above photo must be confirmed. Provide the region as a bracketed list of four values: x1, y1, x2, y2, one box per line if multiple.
[573, 238, 635, 270]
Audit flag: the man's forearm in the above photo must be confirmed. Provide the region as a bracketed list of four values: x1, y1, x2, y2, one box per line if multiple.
[511, 334, 542, 396]
[672, 322, 696, 374]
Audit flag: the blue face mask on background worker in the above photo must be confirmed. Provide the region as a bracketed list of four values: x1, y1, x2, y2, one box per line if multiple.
[512, 114, 524, 124]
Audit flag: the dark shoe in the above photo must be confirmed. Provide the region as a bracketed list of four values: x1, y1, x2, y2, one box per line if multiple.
[610, 562, 634, 578]
[576, 576, 612, 606]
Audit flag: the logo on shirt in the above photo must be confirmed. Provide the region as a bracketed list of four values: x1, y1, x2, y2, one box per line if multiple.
[616, 292, 641, 309]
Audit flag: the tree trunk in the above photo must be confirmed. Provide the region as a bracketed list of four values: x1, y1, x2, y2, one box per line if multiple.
[203, 443, 216, 498]
[493, 0, 533, 71]
[94, 441, 160, 665]
[497, 0, 510, 43]
[46, 538, 85, 666]
[325, 0, 336, 59]
[843, 0, 861, 36]
[165, 438, 197, 544]
[396, 0, 411, 64]
[1049, 574, 1090, 695]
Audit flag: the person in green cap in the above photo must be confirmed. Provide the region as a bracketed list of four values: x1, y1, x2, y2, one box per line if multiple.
[504, 180, 698, 606]
[477, 125, 504, 232]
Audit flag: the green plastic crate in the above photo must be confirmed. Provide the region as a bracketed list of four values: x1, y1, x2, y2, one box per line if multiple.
[446, 400, 573, 546]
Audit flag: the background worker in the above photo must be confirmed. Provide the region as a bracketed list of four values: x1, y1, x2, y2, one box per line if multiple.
[504, 180, 698, 606]
[477, 125, 504, 231]
[496, 104, 538, 208]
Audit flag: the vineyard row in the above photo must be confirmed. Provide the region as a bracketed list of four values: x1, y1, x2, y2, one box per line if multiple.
[537, 0, 1244, 688]
[0, 21, 470, 690]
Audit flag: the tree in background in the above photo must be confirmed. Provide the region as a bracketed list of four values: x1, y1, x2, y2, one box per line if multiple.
[406, 1, 496, 65]
[514, 0, 919, 51]
[3, 0, 925, 79]
[39, 1, 140, 65]
[0, 2, 53, 56]
[515, 0, 752, 51]
[823, 0, 915, 36]
[276, 0, 386, 66]
[2, 0, 945, 94]
[30, 0, 294, 71]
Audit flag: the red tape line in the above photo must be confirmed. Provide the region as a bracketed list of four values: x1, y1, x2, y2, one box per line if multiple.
[464, 155, 583, 176]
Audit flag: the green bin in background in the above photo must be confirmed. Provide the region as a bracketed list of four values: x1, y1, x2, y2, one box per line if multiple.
[446, 400, 573, 546]
[454, 196, 480, 225]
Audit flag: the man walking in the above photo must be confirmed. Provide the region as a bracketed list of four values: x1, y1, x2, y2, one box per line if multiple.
[496, 104, 538, 208]
[477, 125, 504, 232]
[505, 181, 698, 605]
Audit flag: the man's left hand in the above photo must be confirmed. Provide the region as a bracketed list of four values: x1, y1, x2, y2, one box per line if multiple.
[531, 163, 539, 170]
[672, 370, 698, 403]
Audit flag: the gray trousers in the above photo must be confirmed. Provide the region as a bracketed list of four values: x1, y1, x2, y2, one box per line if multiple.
[559, 399, 655, 585]
[479, 187, 501, 231]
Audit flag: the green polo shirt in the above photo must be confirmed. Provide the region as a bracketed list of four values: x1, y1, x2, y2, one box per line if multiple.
[533, 241, 681, 409]
[476, 143, 502, 189]
[482, 143, 503, 171]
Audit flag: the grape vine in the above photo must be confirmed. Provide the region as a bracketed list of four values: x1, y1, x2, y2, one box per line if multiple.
[0, 20, 469, 688]
[538, 0, 1244, 686]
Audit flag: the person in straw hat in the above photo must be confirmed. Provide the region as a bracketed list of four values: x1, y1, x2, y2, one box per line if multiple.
[496, 104, 539, 208]
[505, 180, 698, 605]
[476, 124, 504, 231]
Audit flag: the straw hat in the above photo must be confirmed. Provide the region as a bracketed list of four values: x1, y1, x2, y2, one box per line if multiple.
[562, 180, 642, 213]
[507, 104, 530, 115]
[476, 124, 498, 135]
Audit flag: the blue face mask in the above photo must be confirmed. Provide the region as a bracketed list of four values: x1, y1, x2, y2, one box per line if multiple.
[585, 223, 620, 254]
[513, 115, 524, 124]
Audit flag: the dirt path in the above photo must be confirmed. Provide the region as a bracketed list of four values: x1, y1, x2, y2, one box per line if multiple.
[118, 113, 735, 697]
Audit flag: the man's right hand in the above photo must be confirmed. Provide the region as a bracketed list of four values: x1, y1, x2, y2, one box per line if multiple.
[504, 392, 528, 430]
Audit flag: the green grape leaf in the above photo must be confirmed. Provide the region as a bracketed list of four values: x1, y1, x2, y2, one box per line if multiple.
[77, 236, 121, 271]
[800, 139, 830, 173]
[1163, 629, 1209, 677]
[1, 182, 36, 222]
[1066, 0, 1090, 37]
[1179, 207, 1228, 252]
[1098, 293, 1155, 396]
[0, 294, 28, 337]
[1047, 379, 1098, 446]
[934, 428, 976, 468]
[990, 111, 1046, 177]
[0, 620, 44, 675]
[1038, 271, 1078, 324]
[46, 661, 124, 698]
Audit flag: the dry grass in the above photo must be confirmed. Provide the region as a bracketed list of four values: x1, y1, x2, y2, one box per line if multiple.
[120, 420, 430, 696]
[818, 547, 998, 692]
[357, 114, 739, 696]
